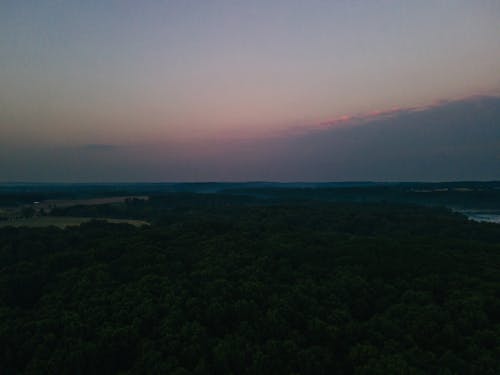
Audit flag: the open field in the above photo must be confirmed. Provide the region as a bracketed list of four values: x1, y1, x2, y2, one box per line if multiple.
[37, 196, 148, 210]
[0, 207, 18, 219]
[0, 216, 149, 228]
[0, 196, 149, 219]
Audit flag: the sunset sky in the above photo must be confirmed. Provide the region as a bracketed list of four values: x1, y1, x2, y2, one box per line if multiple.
[1, 1, 500, 181]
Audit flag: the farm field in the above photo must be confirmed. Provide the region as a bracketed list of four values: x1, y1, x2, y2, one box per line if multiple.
[37, 195, 148, 210]
[0, 216, 149, 228]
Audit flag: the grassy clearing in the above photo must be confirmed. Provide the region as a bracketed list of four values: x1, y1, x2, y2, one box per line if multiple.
[39, 196, 148, 210]
[0, 216, 149, 228]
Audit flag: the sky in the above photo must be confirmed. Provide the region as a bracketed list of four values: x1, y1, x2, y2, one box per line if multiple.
[1, 1, 500, 182]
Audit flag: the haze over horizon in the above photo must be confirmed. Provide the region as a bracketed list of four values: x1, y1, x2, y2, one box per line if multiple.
[1, 1, 500, 182]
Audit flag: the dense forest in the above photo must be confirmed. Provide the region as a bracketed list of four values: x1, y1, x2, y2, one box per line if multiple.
[1, 191, 499, 374]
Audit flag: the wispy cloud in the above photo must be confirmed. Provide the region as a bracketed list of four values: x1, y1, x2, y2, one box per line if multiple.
[2, 96, 499, 182]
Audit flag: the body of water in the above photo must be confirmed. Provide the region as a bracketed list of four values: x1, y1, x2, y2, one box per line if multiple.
[459, 211, 500, 224]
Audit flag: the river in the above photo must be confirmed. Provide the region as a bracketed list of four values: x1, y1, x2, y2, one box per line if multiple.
[458, 210, 500, 224]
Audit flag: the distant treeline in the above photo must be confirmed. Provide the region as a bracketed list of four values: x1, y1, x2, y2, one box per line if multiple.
[2, 181, 500, 208]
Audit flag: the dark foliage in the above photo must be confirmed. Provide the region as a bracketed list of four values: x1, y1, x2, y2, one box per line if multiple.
[1, 200, 499, 374]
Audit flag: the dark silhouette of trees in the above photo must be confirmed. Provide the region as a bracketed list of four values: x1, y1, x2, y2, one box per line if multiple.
[0, 200, 499, 374]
